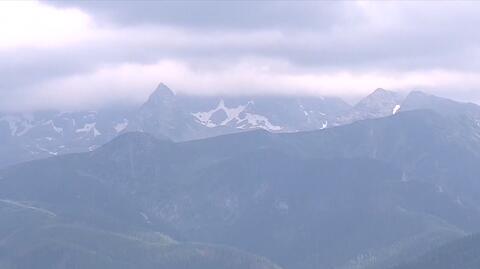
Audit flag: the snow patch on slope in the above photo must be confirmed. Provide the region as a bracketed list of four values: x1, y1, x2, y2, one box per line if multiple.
[0, 116, 35, 136]
[114, 119, 129, 133]
[192, 100, 247, 128]
[239, 113, 282, 131]
[392, 105, 401, 115]
[43, 120, 63, 134]
[192, 100, 282, 131]
[0, 116, 19, 136]
[36, 145, 58, 156]
[321, 121, 328, 129]
[140, 212, 152, 224]
[76, 123, 101, 137]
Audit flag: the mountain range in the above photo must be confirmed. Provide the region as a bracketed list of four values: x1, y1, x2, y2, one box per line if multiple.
[2, 89, 480, 268]
[2, 83, 477, 168]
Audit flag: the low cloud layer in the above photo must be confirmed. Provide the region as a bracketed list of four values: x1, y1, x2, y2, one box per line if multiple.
[2, 1, 480, 111]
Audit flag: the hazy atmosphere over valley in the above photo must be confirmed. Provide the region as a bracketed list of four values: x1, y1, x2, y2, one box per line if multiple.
[2, 1, 480, 269]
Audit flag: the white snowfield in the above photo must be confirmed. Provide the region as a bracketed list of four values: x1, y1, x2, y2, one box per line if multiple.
[76, 122, 101, 137]
[392, 105, 401, 115]
[192, 100, 282, 131]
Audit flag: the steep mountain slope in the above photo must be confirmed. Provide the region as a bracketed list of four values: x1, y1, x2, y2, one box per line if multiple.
[0, 166, 282, 269]
[0, 206, 281, 269]
[0, 109, 131, 167]
[401, 90, 480, 123]
[129, 83, 351, 139]
[0, 83, 350, 167]
[3, 83, 480, 169]
[392, 234, 480, 269]
[1, 110, 480, 268]
[335, 88, 403, 126]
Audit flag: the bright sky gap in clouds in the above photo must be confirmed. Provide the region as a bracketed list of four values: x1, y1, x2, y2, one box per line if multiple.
[2, 0, 480, 111]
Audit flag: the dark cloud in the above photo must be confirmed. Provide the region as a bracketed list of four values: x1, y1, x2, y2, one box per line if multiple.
[44, 1, 357, 30]
[2, 1, 480, 111]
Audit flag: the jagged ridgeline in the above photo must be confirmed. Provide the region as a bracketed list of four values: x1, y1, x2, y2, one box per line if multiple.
[2, 84, 479, 168]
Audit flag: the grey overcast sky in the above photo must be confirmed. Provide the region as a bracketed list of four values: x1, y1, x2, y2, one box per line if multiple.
[2, 1, 480, 111]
